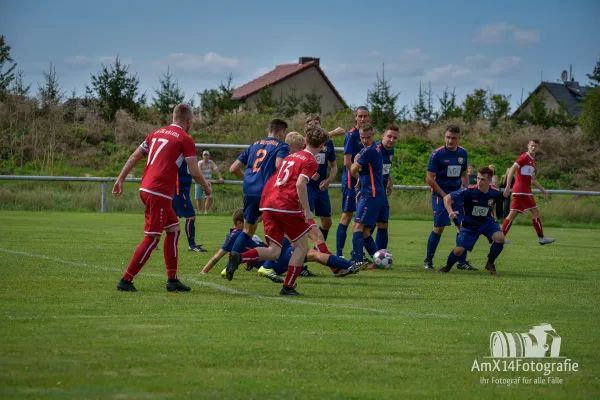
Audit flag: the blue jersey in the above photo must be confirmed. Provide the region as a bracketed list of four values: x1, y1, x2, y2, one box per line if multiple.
[450, 185, 504, 228]
[263, 237, 293, 273]
[376, 141, 394, 188]
[237, 138, 289, 196]
[309, 139, 336, 187]
[175, 159, 193, 195]
[357, 142, 385, 198]
[341, 127, 363, 189]
[221, 228, 266, 252]
[427, 145, 468, 195]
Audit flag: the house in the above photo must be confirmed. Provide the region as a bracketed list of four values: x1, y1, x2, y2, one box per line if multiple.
[231, 57, 348, 115]
[512, 77, 592, 119]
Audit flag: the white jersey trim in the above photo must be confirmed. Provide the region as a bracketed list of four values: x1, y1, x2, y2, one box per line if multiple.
[139, 188, 172, 200]
[264, 235, 283, 248]
[289, 223, 317, 243]
[299, 174, 311, 182]
[512, 192, 533, 196]
[259, 207, 302, 214]
[513, 162, 521, 168]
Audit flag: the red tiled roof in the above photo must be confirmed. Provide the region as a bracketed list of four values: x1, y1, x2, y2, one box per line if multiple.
[232, 62, 347, 108]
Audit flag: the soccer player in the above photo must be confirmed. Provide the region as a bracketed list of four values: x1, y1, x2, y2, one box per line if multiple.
[350, 123, 387, 263]
[501, 139, 556, 245]
[373, 126, 399, 251]
[224, 126, 331, 296]
[228, 119, 290, 256]
[336, 106, 370, 257]
[172, 159, 206, 253]
[438, 167, 506, 275]
[196, 150, 224, 213]
[112, 104, 212, 292]
[424, 125, 476, 271]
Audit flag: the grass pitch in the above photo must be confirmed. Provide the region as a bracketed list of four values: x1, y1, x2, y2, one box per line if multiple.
[0, 211, 599, 399]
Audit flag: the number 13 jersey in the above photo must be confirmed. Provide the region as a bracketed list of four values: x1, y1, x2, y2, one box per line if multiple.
[260, 150, 319, 213]
[139, 124, 197, 199]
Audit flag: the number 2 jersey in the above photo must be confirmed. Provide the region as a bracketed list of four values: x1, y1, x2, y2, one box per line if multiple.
[427, 145, 468, 198]
[450, 185, 504, 228]
[260, 150, 319, 213]
[512, 152, 536, 195]
[139, 124, 197, 199]
[237, 138, 290, 197]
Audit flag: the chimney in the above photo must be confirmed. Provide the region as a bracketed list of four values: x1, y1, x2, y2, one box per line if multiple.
[299, 57, 320, 65]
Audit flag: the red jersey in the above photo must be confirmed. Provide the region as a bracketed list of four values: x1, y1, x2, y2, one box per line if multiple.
[260, 150, 318, 213]
[512, 152, 536, 195]
[139, 124, 197, 199]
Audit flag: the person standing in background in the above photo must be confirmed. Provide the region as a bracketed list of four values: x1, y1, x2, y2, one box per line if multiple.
[196, 150, 224, 213]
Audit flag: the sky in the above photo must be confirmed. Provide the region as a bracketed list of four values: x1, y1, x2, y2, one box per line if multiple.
[1, 0, 599, 113]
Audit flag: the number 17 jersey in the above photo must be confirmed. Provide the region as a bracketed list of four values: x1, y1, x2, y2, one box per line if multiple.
[260, 150, 319, 213]
[237, 138, 290, 197]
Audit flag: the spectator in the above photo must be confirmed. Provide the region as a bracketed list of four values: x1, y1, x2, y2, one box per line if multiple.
[196, 150, 224, 213]
[489, 164, 499, 187]
[497, 167, 513, 221]
[467, 164, 477, 185]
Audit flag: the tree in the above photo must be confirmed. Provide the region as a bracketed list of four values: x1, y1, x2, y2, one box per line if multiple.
[153, 67, 185, 116]
[412, 81, 437, 125]
[367, 64, 405, 131]
[580, 87, 600, 141]
[462, 88, 488, 123]
[0, 35, 17, 100]
[283, 86, 302, 118]
[11, 70, 31, 98]
[586, 58, 600, 87]
[437, 87, 462, 120]
[199, 74, 239, 118]
[38, 62, 64, 107]
[487, 92, 511, 127]
[301, 88, 322, 115]
[85, 56, 146, 121]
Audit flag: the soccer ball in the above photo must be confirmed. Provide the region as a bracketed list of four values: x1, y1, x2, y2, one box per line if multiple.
[373, 250, 393, 269]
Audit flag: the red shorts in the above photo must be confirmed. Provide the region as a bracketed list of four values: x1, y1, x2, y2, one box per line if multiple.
[262, 210, 315, 248]
[511, 194, 537, 213]
[140, 191, 179, 235]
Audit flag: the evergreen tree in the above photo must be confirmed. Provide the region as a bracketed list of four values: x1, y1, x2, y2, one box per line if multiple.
[437, 87, 462, 120]
[153, 66, 185, 115]
[580, 87, 600, 141]
[283, 86, 302, 118]
[487, 92, 511, 127]
[301, 88, 322, 115]
[0, 35, 17, 100]
[462, 88, 488, 123]
[412, 81, 437, 125]
[38, 62, 64, 107]
[367, 64, 405, 131]
[586, 58, 600, 87]
[11, 70, 31, 98]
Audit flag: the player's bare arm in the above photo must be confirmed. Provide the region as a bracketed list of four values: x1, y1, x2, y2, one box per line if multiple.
[320, 161, 337, 191]
[531, 177, 549, 197]
[297, 177, 314, 222]
[187, 157, 212, 196]
[200, 249, 228, 274]
[112, 147, 145, 196]
[275, 157, 285, 169]
[503, 164, 518, 197]
[443, 194, 458, 219]
[426, 171, 447, 198]
[229, 160, 245, 179]
[328, 127, 346, 137]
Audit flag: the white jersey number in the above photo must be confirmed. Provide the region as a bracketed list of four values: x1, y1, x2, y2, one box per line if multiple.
[275, 161, 295, 186]
[521, 165, 535, 176]
[146, 138, 169, 165]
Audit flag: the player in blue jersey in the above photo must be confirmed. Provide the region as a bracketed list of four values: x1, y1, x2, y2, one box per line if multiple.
[336, 106, 370, 257]
[349, 124, 387, 263]
[438, 167, 506, 275]
[172, 159, 207, 252]
[228, 118, 290, 255]
[424, 125, 476, 271]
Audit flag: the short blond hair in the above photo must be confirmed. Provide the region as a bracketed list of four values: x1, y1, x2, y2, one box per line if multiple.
[173, 103, 193, 123]
[285, 131, 305, 152]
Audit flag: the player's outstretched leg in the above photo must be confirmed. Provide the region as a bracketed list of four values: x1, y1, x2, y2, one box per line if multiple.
[117, 235, 161, 292]
[531, 209, 555, 245]
[438, 247, 464, 273]
[225, 251, 242, 281]
[485, 231, 506, 276]
[185, 217, 206, 252]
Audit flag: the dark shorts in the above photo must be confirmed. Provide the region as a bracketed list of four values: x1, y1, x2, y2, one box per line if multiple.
[355, 196, 389, 227]
[172, 191, 196, 219]
[432, 195, 463, 227]
[243, 195, 262, 225]
[457, 221, 501, 252]
[341, 185, 357, 213]
[308, 185, 332, 217]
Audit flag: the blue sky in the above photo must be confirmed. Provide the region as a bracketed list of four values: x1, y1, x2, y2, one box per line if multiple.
[2, 0, 599, 112]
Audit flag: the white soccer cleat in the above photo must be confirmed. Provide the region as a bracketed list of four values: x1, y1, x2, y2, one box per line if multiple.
[539, 237, 556, 245]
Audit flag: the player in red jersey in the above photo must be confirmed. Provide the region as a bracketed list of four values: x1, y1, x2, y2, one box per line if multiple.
[112, 104, 212, 292]
[501, 139, 556, 245]
[224, 126, 333, 295]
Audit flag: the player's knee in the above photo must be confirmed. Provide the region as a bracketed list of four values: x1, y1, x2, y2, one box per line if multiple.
[434, 226, 445, 235]
[453, 247, 465, 256]
[188, 216, 196, 221]
[377, 222, 388, 229]
[165, 225, 180, 233]
[321, 217, 332, 230]
[352, 221, 364, 233]
[493, 232, 505, 244]
[340, 213, 352, 225]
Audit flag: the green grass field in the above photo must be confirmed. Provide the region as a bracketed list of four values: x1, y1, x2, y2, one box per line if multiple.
[1, 211, 599, 399]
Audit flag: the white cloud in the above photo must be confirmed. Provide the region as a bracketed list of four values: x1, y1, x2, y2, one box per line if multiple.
[421, 64, 472, 83]
[473, 22, 515, 43]
[153, 52, 242, 74]
[513, 30, 539, 44]
[487, 56, 522, 77]
[65, 55, 133, 69]
[421, 55, 522, 86]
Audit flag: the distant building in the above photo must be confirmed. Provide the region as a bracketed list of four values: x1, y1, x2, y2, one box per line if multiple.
[232, 57, 347, 115]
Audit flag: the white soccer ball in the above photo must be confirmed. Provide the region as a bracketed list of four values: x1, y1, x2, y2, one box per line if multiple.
[373, 249, 393, 269]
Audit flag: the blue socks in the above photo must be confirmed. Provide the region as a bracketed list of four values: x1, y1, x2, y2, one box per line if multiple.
[336, 224, 348, 257]
[426, 231, 441, 261]
[351, 231, 365, 260]
[488, 241, 505, 263]
[320, 227, 329, 241]
[364, 235, 378, 257]
[327, 254, 352, 270]
[376, 228, 388, 250]
[232, 231, 252, 253]
[445, 250, 460, 268]
[185, 218, 196, 247]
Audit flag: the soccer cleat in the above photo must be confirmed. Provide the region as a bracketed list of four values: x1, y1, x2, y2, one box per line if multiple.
[188, 245, 207, 253]
[257, 266, 284, 283]
[485, 261, 498, 276]
[166, 278, 191, 292]
[504, 240, 514, 245]
[280, 286, 304, 296]
[424, 259, 435, 270]
[225, 251, 241, 281]
[457, 260, 478, 271]
[221, 268, 227, 278]
[539, 237, 556, 245]
[438, 265, 453, 273]
[117, 278, 137, 292]
[335, 261, 362, 277]
[365, 264, 378, 270]
[300, 266, 317, 277]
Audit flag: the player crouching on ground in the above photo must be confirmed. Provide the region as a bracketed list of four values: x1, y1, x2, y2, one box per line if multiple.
[438, 167, 506, 276]
[225, 126, 334, 295]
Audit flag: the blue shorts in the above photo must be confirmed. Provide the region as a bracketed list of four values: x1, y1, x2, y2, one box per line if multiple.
[456, 221, 501, 252]
[355, 196, 388, 227]
[264, 246, 308, 275]
[308, 185, 332, 217]
[194, 184, 212, 200]
[341, 185, 357, 213]
[432, 195, 464, 227]
[243, 195, 262, 225]
[172, 191, 195, 219]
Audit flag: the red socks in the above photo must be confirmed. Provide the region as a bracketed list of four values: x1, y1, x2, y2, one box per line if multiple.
[501, 219, 512, 236]
[316, 243, 331, 255]
[164, 231, 180, 279]
[240, 248, 260, 263]
[283, 265, 303, 288]
[532, 218, 544, 238]
[123, 235, 160, 280]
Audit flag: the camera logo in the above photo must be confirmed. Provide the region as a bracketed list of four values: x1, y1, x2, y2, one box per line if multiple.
[490, 323, 561, 358]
